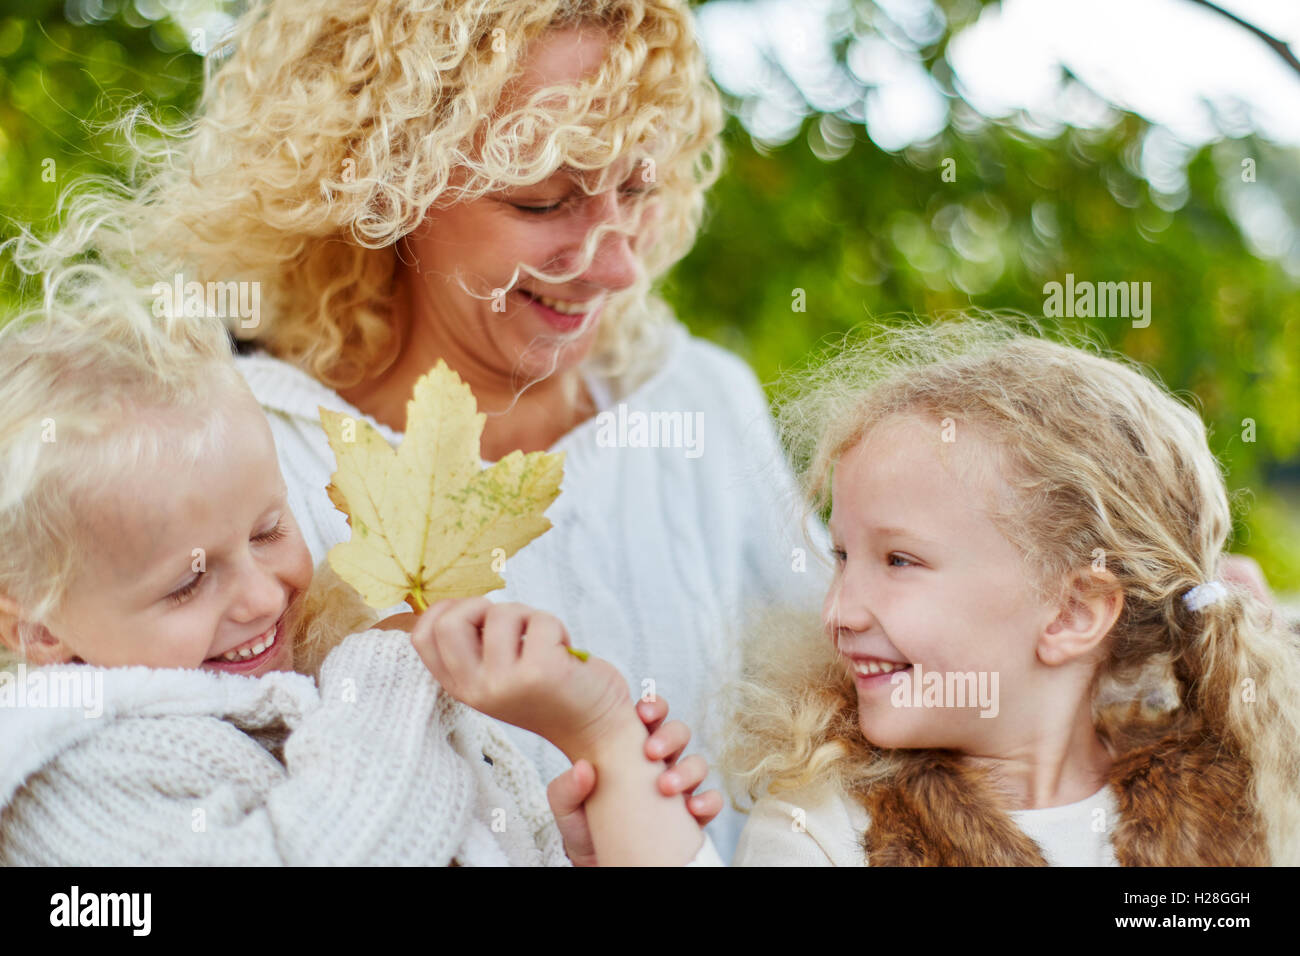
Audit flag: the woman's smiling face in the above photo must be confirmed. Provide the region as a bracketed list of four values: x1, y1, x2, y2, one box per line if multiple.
[399, 24, 656, 382]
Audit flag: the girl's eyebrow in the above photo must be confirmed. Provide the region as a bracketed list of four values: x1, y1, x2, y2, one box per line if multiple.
[869, 525, 939, 546]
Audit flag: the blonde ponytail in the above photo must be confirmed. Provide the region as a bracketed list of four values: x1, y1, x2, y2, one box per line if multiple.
[1171, 586, 1300, 863]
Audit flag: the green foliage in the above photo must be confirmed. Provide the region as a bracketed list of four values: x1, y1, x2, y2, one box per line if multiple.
[0, 1, 205, 304]
[663, 109, 1300, 587]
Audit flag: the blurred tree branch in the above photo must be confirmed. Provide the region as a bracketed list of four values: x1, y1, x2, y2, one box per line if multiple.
[1185, 0, 1300, 78]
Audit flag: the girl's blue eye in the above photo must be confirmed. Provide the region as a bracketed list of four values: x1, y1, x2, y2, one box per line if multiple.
[888, 554, 913, 568]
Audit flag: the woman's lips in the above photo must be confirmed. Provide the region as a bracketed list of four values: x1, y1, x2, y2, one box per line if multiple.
[518, 289, 601, 332]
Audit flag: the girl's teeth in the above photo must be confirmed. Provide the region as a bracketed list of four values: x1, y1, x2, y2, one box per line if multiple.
[220, 624, 277, 662]
[853, 660, 908, 676]
[534, 293, 595, 315]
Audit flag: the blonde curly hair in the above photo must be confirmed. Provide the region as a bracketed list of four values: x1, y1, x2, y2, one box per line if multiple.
[722, 316, 1300, 865]
[9, 0, 724, 394]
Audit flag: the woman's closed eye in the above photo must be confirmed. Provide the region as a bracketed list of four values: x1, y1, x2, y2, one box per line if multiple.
[512, 181, 654, 216]
[513, 199, 566, 215]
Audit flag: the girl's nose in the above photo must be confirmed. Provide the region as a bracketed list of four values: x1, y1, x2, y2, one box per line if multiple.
[823, 574, 876, 638]
[231, 559, 285, 626]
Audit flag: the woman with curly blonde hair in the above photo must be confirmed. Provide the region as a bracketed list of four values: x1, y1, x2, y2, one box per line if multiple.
[724, 318, 1300, 866]
[10, 0, 826, 858]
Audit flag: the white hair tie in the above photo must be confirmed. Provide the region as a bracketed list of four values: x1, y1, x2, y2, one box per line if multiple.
[1182, 580, 1228, 612]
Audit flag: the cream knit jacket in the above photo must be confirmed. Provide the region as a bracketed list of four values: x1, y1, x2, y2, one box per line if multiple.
[235, 320, 832, 860]
[0, 630, 570, 866]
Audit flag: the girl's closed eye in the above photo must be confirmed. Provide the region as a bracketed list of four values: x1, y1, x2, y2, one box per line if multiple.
[168, 521, 285, 605]
[254, 520, 286, 544]
[167, 575, 201, 606]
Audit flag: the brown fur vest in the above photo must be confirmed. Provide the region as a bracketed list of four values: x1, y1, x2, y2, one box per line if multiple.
[852, 710, 1267, 866]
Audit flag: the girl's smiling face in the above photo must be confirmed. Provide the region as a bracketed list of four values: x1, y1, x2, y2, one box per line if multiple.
[825, 414, 1059, 751]
[37, 396, 313, 678]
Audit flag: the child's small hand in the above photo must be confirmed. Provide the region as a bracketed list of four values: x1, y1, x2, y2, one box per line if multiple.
[546, 697, 723, 866]
[410, 597, 632, 760]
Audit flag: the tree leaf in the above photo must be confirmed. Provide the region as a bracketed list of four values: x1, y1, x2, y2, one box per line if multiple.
[319, 360, 565, 612]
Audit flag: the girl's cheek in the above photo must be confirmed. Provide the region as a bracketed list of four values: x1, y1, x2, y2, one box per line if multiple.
[821, 579, 845, 638]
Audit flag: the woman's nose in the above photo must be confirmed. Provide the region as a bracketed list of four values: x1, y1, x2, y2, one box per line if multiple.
[576, 190, 639, 291]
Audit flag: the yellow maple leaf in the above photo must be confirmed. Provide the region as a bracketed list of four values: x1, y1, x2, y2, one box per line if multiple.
[319, 359, 566, 617]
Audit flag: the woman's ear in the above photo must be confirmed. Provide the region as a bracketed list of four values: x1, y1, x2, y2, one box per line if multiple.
[0, 593, 73, 665]
[1037, 569, 1123, 667]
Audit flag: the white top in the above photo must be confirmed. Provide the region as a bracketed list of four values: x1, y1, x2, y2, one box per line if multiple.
[731, 778, 1121, 866]
[235, 320, 831, 861]
[0, 630, 569, 866]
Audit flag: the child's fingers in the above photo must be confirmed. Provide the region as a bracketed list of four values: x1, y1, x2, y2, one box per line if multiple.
[546, 759, 598, 815]
[645, 717, 691, 765]
[686, 789, 724, 827]
[516, 610, 570, 663]
[479, 602, 532, 672]
[546, 760, 599, 867]
[423, 597, 459, 626]
[409, 611, 450, 682]
[658, 752, 709, 797]
[423, 596, 493, 681]
[636, 696, 669, 738]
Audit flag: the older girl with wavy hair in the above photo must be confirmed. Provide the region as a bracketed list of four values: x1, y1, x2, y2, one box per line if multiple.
[11, 0, 824, 857]
[725, 320, 1300, 866]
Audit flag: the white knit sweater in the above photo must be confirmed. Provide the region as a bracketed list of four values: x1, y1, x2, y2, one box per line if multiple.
[235, 320, 831, 860]
[0, 630, 570, 866]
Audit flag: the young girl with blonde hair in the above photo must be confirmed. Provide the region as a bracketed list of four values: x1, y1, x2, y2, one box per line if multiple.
[0, 270, 720, 866]
[725, 318, 1300, 866]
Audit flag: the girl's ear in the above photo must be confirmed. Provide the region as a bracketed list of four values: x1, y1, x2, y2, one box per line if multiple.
[0, 593, 73, 665]
[1037, 569, 1123, 667]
